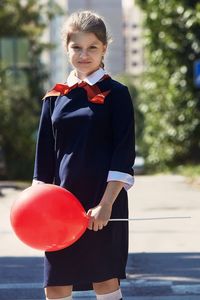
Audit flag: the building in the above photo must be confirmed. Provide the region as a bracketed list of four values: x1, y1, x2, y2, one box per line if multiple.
[122, 0, 144, 75]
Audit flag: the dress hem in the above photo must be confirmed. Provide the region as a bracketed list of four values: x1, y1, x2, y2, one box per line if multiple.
[43, 273, 126, 291]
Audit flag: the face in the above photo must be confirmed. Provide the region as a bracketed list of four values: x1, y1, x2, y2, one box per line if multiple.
[67, 31, 107, 79]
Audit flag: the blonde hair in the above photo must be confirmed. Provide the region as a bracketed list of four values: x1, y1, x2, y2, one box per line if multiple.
[61, 10, 112, 67]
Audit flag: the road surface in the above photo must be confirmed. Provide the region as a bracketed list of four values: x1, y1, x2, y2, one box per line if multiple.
[0, 175, 200, 299]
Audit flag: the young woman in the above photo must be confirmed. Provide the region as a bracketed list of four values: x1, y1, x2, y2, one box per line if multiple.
[33, 10, 135, 300]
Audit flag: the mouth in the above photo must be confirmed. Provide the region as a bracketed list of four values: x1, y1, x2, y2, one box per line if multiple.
[78, 61, 92, 64]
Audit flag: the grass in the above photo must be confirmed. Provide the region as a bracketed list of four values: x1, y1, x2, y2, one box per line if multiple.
[174, 164, 200, 179]
[170, 164, 200, 188]
[141, 164, 200, 188]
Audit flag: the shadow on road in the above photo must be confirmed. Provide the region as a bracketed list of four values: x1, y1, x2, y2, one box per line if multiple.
[127, 252, 200, 282]
[126, 252, 200, 296]
[0, 253, 200, 299]
[0, 257, 44, 300]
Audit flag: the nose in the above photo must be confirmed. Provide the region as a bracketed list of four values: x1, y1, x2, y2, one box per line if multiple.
[79, 49, 89, 58]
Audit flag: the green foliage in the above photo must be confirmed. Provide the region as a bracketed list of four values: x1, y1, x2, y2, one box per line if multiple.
[175, 164, 200, 179]
[0, 83, 37, 179]
[0, 0, 63, 179]
[0, 0, 63, 36]
[135, 0, 200, 169]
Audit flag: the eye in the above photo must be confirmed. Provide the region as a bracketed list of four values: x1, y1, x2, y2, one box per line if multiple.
[90, 46, 97, 49]
[71, 45, 81, 50]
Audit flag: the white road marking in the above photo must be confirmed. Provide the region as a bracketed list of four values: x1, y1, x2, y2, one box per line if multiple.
[0, 283, 42, 289]
[172, 284, 200, 294]
[133, 279, 173, 286]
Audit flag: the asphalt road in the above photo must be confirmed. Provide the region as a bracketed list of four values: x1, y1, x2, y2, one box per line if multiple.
[0, 175, 200, 300]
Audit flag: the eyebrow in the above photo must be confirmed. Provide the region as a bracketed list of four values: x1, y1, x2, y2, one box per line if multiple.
[70, 42, 99, 46]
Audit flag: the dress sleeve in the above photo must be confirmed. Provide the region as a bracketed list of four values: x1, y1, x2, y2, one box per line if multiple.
[107, 170, 134, 191]
[33, 98, 55, 183]
[107, 85, 135, 190]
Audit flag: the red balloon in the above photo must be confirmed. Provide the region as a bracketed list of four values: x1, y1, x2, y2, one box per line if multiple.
[10, 184, 89, 251]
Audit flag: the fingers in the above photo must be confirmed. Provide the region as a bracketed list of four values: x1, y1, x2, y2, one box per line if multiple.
[87, 210, 93, 230]
[103, 220, 109, 227]
[86, 211, 107, 231]
[98, 224, 104, 230]
[91, 221, 106, 231]
[93, 222, 104, 232]
[86, 207, 110, 231]
[88, 219, 104, 231]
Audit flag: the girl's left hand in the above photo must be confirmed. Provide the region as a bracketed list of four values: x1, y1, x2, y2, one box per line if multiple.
[87, 202, 112, 231]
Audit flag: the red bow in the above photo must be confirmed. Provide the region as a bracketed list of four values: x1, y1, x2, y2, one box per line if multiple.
[43, 74, 111, 104]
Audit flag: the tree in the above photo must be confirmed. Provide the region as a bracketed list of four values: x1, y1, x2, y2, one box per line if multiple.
[0, 0, 63, 179]
[135, 0, 200, 169]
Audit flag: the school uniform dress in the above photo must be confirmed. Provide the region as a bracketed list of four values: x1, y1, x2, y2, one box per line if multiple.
[33, 68, 135, 291]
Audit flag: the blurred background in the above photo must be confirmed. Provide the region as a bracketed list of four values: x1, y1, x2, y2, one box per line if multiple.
[0, 0, 200, 183]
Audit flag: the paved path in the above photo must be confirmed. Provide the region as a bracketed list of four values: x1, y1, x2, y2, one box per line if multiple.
[129, 175, 200, 253]
[0, 175, 200, 299]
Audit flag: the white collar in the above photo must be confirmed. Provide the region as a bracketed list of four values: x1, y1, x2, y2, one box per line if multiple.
[66, 68, 107, 87]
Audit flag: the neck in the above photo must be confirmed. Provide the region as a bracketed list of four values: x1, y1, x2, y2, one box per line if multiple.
[75, 67, 101, 81]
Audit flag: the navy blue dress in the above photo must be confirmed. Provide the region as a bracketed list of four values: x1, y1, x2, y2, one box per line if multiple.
[33, 75, 135, 291]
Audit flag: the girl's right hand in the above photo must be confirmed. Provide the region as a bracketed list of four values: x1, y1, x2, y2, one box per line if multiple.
[86, 201, 112, 231]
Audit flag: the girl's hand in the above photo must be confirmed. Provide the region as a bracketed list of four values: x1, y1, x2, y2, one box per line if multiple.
[87, 202, 112, 231]
[86, 181, 124, 231]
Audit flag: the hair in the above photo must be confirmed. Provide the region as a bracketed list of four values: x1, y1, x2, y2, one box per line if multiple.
[61, 10, 112, 68]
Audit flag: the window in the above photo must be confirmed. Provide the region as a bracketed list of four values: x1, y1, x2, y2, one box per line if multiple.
[0, 38, 30, 87]
[132, 23, 138, 28]
[0, 37, 29, 67]
[132, 36, 138, 42]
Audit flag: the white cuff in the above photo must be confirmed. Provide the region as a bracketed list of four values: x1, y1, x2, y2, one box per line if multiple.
[32, 179, 45, 185]
[107, 171, 134, 191]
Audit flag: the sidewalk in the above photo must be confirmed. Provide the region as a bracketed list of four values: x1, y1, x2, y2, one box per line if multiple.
[128, 174, 200, 253]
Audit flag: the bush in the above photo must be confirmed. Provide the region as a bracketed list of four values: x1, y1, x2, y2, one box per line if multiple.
[136, 0, 200, 170]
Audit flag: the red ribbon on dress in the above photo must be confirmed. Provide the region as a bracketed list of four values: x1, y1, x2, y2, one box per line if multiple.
[42, 74, 111, 104]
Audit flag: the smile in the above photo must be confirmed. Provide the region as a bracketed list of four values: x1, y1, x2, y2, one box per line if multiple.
[78, 61, 91, 64]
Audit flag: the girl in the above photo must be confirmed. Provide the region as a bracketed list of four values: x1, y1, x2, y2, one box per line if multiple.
[33, 10, 135, 300]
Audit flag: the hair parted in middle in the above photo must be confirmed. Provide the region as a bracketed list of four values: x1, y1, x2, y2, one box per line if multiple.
[61, 10, 112, 52]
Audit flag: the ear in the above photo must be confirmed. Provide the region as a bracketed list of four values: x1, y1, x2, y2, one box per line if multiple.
[103, 44, 107, 54]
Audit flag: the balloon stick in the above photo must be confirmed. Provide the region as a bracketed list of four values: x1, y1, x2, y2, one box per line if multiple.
[109, 216, 191, 221]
